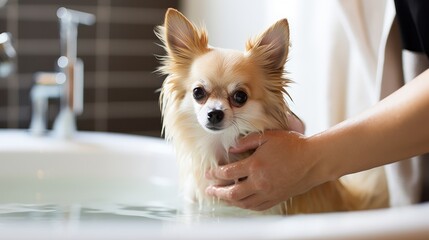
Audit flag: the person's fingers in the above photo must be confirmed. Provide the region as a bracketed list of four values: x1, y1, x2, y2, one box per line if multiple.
[211, 157, 251, 180]
[229, 133, 266, 154]
[216, 192, 274, 211]
[205, 170, 235, 186]
[286, 111, 305, 134]
[252, 200, 278, 211]
[206, 181, 253, 201]
[231, 194, 267, 210]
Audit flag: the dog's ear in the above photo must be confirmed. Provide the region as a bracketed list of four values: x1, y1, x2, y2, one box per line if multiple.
[162, 8, 209, 61]
[246, 19, 289, 71]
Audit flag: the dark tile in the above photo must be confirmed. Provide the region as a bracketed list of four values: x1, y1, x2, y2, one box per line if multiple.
[19, 0, 96, 6]
[18, 20, 58, 39]
[107, 117, 162, 134]
[76, 118, 95, 131]
[0, 89, 7, 106]
[107, 71, 164, 88]
[18, 88, 31, 107]
[0, 120, 5, 128]
[110, 0, 178, 9]
[0, 19, 6, 31]
[18, 106, 31, 128]
[2, 0, 178, 135]
[109, 22, 158, 40]
[17, 54, 96, 73]
[17, 54, 59, 73]
[18, 119, 31, 129]
[0, 8, 7, 19]
[109, 55, 158, 72]
[83, 87, 97, 103]
[108, 87, 158, 102]
[18, 20, 96, 40]
[79, 55, 97, 71]
[46, 99, 60, 127]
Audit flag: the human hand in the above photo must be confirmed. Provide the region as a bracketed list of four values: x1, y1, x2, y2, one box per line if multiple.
[206, 130, 321, 211]
[286, 111, 305, 134]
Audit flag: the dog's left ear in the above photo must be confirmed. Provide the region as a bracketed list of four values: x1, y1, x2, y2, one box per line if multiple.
[246, 19, 290, 71]
[162, 8, 209, 62]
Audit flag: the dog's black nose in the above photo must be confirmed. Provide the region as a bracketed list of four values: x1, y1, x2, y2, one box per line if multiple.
[207, 110, 224, 124]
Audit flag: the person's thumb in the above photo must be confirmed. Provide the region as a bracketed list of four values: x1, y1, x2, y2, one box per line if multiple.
[230, 133, 265, 154]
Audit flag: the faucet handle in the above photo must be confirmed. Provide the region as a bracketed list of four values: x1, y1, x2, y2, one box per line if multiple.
[0, 32, 16, 78]
[73, 58, 84, 115]
[57, 7, 95, 26]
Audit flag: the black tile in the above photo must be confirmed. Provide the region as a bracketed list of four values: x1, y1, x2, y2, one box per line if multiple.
[1, 0, 179, 135]
[107, 117, 162, 134]
[17, 54, 59, 73]
[108, 87, 158, 102]
[109, 55, 158, 72]
[18, 88, 31, 107]
[0, 19, 6, 32]
[109, 22, 158, 40]
[46, 98, 60, 127]
[0, 89, 7, 106]
[18, 20, 96, 40]
[18, 102, 31, 127]
[83, 87, 98, 104]
[0, 120, 5, 128]
[19, 0, 96, 6]
[0, 8, 7, 19]
[17, 54, 96, 73]
[107, 71, 164, 88]
[79, 55, 97, 71]
[19, 20, 59, 39]
[76, 118, 95, 131]
[18, 118, 31, 129]
[110, 0, 178, 9]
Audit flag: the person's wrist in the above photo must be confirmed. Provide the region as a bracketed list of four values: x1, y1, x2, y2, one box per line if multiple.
[305, 132, 340, 186]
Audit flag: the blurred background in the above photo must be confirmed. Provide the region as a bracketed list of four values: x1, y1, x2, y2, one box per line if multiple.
[0, 0, 390, 138]
[0, 0, 178, 137]
[0, 0, 324, 138]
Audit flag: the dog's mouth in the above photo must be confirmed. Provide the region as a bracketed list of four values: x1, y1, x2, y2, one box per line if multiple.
[205, 124, 224, 131]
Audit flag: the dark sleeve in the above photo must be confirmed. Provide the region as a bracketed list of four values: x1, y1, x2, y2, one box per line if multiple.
[394, 0, 429, 59]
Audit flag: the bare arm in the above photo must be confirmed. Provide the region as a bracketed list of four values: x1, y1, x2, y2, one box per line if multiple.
[318, 68, 429, 180]
[206, 69, 429, 211]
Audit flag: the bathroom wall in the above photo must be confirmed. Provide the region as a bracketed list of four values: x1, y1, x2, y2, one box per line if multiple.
[0, 0, 179, 136]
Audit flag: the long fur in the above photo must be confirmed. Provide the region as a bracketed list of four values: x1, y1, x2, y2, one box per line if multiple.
[156, 8, 388, 215]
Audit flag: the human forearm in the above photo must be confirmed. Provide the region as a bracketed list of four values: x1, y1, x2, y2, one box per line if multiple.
[311, 69, 429, 181]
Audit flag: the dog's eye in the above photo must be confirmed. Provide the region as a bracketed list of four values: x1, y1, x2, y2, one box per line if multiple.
[232, 90, 248, 107]
[193, 87, 206, 101]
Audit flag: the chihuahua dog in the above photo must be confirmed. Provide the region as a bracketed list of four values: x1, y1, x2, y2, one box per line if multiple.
[156, 8, 387, 215]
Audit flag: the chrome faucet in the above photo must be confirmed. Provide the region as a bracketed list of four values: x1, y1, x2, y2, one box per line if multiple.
[29, 8, 95, 138]
[0, 32, 16, 78]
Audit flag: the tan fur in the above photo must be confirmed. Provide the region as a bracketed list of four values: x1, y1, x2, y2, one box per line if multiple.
[156, 8, 388, 215]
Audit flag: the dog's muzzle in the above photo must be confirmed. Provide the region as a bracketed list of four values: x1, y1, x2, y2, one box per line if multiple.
[206, 110, 224, 130]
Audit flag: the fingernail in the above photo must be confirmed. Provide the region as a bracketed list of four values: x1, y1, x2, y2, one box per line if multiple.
[229, 146, 239, 153]
[205, 187, 214, 195]
[205, 171, 212, 179]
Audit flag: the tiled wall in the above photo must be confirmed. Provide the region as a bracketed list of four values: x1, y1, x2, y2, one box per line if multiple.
[0, 0, 179, 137]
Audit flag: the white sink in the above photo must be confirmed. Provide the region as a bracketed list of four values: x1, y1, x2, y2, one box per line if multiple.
[0, 130, 178, 207]
[1, 129, 428, 239]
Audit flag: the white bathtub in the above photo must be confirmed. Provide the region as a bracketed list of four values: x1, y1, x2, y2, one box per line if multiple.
[0, 129, 428, 239]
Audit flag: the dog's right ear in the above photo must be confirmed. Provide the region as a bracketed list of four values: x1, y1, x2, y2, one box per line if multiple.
[161, 8, 209, 61]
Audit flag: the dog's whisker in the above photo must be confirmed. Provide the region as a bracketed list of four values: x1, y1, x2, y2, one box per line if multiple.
[234, 115, 261, 134]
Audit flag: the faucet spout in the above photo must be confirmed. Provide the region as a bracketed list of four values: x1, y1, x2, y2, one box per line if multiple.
[29, 7, 95, 138]
[57, 8, 94, 115]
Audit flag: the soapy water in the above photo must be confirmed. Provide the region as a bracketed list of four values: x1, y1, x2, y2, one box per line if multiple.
[0, 203, 179, 223]
[0, 176, 264, 224]
[0, 202, 261, 224]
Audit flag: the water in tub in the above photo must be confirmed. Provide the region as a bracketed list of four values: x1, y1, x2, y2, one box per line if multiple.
[1, 131, 429, 240]
[0, 130, 259, 226]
